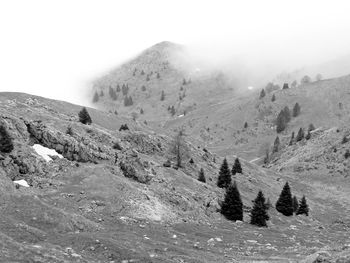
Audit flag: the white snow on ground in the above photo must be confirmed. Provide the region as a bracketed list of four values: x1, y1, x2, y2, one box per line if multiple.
[177, 114, 184, 118]
[13, 179, 30, 187]
[32, 144, 63, 162]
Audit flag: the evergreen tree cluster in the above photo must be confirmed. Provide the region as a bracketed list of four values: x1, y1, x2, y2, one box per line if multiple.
[217, 158, 242, 188]
[276, 103, 301, 133]
[276, 182, 309, 216]
[216, 162, 309, 226]
[289, 123, 315, 145]
[119, 124, 129, 131]
[167, 105, 176, 116]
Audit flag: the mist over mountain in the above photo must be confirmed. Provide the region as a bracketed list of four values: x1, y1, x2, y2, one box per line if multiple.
[2, 1, 350, 262]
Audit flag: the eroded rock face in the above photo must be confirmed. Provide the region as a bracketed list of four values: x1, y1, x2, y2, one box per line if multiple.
[24, 120, 113, 162]
[119, 157, 153, 184]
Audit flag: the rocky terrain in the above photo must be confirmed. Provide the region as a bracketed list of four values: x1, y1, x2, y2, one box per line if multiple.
[0, 91, 350, 262]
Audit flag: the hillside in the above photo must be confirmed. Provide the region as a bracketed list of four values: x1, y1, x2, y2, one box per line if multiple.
[91, 41, 236, 126]
[2, 92, 350, 261]
[161, 74, 350, 161]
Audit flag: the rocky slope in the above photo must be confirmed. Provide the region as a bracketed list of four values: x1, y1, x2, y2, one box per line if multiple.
[1, 92, 350, 262]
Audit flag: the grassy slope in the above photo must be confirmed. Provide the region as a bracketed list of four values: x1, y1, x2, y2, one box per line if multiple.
[162, 74, 350, 161]
[1, 92, 350, 262]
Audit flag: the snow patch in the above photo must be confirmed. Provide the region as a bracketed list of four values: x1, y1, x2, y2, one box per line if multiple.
[13, 179, 30, 187]
[32, 144, 63, 162]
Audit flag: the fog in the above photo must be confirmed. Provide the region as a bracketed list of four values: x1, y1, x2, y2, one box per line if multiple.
[1, 0, 350, 105]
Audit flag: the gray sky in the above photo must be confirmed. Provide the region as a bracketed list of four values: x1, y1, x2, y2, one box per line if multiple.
[1, 0, 350, 104]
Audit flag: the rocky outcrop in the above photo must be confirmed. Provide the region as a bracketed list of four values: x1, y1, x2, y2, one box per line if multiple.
[24, 120, 113, 162]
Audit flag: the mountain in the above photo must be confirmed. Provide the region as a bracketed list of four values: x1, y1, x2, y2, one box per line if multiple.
[91, 41, 236, 125]
[2, 92, 350, 261]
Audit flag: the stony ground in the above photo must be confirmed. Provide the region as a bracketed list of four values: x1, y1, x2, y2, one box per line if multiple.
[1, 92, 350, 262]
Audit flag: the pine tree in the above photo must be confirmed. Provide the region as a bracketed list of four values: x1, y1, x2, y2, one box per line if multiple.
[283, 106, 291, 123]
[292, 103, 301, 117]
[271, 94, 276, 102]
[305, 130, 311, 140]
[78, 107, 92, 125]
[160, 90, 165, 101]
[99, 90, 104, 96]
[170, 106, 176, 116]
[119, 124, 129, 131]
[263, 149, 270, 164]
[289, 131, 295, 145]
[217, 158, 231, 188]
[157, 72, 160, 79]
[116, 84, 121, 92]
[221, 182, 243, 221]
[0, 125, 14, 153]
[244, 122, 248, 129]
[273, 136, 280, 153]
[250, 190, 269, 227]
[296, 127, 304, 142]
[344, 150, 350, 159]
[109, 86, 117, 100]
[198, 168, 206, 183]
[232, 157, 242, 175]
[282, 83, 289, 89]
[122, 84, 129, 96]
[275, 182, 294, 216]
[276, 110, 287, 133]
[292, 195, 299, 213]
[296, 196, 309, 216]
[92, 91, 99, 103]
[140, 108, 144, 114]
[183, 78, 187, 85]
[259, 89, 266, 99]
[141, 70, 145, 75]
